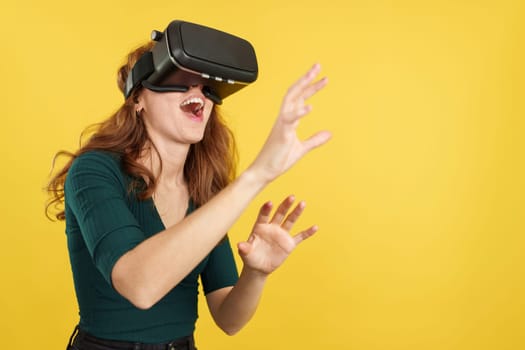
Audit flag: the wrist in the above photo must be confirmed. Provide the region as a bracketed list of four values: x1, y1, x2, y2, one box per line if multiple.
[239, 166, 270, 192]
[241, 265, 270, 282]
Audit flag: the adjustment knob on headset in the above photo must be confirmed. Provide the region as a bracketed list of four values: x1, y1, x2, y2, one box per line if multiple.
[151, 30, 163, 41]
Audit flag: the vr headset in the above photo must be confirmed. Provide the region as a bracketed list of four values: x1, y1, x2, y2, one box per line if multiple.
[124, 20, 258, 104]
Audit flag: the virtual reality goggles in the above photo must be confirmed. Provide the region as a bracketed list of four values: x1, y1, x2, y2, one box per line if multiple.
[124, 20, 259, 104]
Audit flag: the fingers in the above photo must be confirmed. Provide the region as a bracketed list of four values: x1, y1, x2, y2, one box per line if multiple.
[270, 195, 295, 224]
[302, 130, 332, 153]
[302, 76, 328, 101]
[292, 104, 313, 120]
[281, 200, 306, 232]
[255, 201, 273, 224]
[263, 196, 319, 246]
[284, 64, 327, 106]
[280, 64, 328, 123]
[286, 63, 323, 102]
[293, 225, 319, 245]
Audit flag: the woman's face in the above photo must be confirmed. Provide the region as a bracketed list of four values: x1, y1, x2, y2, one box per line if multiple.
[137, 72, 215, 146]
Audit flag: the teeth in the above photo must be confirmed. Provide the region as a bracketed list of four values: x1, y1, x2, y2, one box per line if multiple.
[180, 97, 204, 108]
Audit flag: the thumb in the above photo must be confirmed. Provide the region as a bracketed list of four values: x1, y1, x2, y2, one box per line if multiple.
[303, 130, 332, 153]
[237, 241, 252, 257]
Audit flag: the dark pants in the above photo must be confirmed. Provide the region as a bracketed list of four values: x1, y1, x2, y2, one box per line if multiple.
[67, 326, 197, 350]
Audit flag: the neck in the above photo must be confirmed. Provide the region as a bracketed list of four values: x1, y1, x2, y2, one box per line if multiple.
[141, 141, 191, 188]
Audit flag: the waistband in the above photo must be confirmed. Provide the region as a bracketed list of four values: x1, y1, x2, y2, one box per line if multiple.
[68, 325, 196, 350]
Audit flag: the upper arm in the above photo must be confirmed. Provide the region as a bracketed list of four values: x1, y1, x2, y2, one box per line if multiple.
[200, 236, 239, 294]
[201, 236, 239, 318]
[65, 152, 145, 285]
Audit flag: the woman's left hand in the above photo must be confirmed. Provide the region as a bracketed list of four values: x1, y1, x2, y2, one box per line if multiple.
[237, 196, 318, 275]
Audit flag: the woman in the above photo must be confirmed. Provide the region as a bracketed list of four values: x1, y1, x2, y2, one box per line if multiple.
[47, 31, 330, 350]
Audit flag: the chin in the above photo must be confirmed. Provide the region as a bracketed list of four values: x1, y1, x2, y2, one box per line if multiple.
[185, 133, 206, 145]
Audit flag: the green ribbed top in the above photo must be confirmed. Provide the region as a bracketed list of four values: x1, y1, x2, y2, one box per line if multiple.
[64, 151, 238, 343]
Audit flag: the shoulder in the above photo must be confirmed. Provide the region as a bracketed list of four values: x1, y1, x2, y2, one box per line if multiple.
[67, 150, 126, 188]
[70, 150, 122, 174]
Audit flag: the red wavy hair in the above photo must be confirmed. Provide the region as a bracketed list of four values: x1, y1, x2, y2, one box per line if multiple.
[46, 42, 237, 220]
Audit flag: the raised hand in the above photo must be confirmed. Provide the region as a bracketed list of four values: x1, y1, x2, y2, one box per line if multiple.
[237, 196, 318, 275]
[249, 64, 332, 184]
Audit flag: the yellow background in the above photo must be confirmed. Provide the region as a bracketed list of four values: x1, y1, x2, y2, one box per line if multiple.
[1, 0, 524, 349]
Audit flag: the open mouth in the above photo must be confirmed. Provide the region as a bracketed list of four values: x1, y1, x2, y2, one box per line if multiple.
[180, 96, 205, 119]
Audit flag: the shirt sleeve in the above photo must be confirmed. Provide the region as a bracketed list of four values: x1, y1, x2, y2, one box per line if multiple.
[65, 152, 145, 285]
[200, 236, 239, 294]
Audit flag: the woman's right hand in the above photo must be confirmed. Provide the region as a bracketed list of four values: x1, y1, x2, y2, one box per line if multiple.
[248, 63, 332, 184]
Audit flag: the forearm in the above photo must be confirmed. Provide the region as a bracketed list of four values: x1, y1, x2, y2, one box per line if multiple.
[213, 267, 269, 335]
[113, 168, 267, 309]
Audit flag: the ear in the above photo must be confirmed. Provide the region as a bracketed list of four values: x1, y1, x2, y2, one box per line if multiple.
[134, 94, 144, 113]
